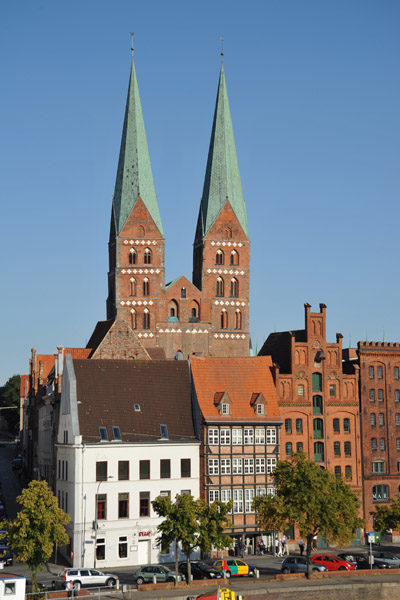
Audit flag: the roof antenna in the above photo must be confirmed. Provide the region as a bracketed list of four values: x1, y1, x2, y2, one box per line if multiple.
[130, 32, 135, 56]
[220, 37, 224, 64]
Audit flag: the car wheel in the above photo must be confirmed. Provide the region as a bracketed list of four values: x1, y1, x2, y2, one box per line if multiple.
[73, 581, 81, 590]
[202, 575, 208, 580]
[282, 568, 290, 574]
[338, 566, 346, 571]
[249, 570, 255, 577]
[167, 577, 175, 582]
[224, 571, 231, 579]
[106, 578, 116, 587]
[136, 577, 144, 586]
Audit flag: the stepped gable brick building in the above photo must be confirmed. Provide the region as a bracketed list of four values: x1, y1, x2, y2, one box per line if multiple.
[190, 356, 281, 553]
[357, 341, 400, 531]
[259, 303, 362, 496]
[89, 56, 250, 360]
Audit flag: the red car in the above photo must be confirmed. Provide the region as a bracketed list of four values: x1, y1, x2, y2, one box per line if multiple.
[312, 554, 355, 571]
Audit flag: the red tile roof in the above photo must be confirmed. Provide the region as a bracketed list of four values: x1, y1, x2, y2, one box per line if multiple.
[190, 356, 280, 423]
[64, 348, 92, 359]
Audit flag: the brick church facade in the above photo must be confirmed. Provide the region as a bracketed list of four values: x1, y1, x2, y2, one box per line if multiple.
[88, 58, 250, 359]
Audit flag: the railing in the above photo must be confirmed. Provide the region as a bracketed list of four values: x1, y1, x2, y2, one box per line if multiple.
[26, 586, 130, 600]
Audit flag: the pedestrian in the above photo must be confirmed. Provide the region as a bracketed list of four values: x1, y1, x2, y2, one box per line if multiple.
[282, 535, 289, 555]
[298, 538, 305, 556]
[239, 538, 245, 558]
[313, 534, 318, 549]
[257, 539, 263, 555]
[66, 580, 73, 598]
[277, 539, 283, 557]
[274, 537, 279, 556]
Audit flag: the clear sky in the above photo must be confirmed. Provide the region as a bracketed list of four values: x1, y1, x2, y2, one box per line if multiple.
[1, 0, 399, 384]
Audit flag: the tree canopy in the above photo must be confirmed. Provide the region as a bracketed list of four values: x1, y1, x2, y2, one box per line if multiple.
[4, 480, 70, 590]
[0, 374, 20, 432]
[253, 453, 364, 577]
[372, 494, 400, 532]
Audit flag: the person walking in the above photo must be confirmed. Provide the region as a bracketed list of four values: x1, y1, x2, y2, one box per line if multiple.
[298, 538, 305, 556]
[282, 535, 289, 555]
[277, 538, 283, 557]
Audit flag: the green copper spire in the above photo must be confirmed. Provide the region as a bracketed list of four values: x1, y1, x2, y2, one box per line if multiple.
[112, 58, 163, 236]
[199, 65, 248, 238]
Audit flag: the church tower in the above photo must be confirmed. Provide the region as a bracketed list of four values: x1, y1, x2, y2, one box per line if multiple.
[106, 56, 165, 346]
[193, 64, 250, 357]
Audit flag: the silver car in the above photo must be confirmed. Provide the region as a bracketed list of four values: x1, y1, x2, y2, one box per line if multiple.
[281, 556, 328, 573]
[56, 568, 118, 589]
[372, 551, 400, 568]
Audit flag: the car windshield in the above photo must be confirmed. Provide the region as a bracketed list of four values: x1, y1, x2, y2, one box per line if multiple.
[197, 563, 211, 570]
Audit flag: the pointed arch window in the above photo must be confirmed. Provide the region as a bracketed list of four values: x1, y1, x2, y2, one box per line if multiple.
[230, 278, 239, 298]
[230, 250, 239, 266]
[313, 395, 323, 415]
[235, 309, 242, 330]
[314, 442, 324, 462]
[129, 277, 136, 296]
[129, 248, 136, 265]
[220, 309, 228, 329]
[143, 278, 150, 296]
[313, 418, 323, 439]
[130, 309, 137, 330]
[143, 308, 150, 329]
[216, 277, 224, 297]
[312, 372, 322, 392]
[216, 249, 224, 265]
[168, 300, 179, 322]
[144, 248, 152, 265]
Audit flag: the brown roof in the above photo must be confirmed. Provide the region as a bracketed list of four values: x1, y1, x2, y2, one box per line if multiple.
[72, 359, 197, 443]
[86, 319, 114, 355]
[64, 348, 92, 359]
[190, 356, 280, 423]
[146, 347, 167, 360]
[258, 330, 306, 374]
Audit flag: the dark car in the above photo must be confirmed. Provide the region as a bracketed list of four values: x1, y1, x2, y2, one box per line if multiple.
[0, 546, 13, 566]
[179, 561, 222, 580]
[372, 551, 400, 568]
[281, 556, 327, 574]
[337, 552, 389, 570]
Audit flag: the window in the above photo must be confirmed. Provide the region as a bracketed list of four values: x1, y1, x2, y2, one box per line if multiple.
[159, 491, 170, 498]
[380, 438, 385, 450]
[129, 248, 136, 265]
[256, 458, 265, 474]
[370, 413, 376, 426]
[99, 427, 108, 441]
[395, 367, 399, 380]
[369, 366, 374, 379]
[118, 461, 129, 480]
[119, 536, 128, 558]
[221, 489, 232, 504]
[334, 466, 341, 477]
[377, 366, 383, 379]
[112, 426, 122, 441]
[266, 428, 277, 444]
[313, 395, 323, 415]
[216, 249, 224, 265]
[255, 428, 265, 444]
[221, 458, 231, 474]
[96, 538, 105, 561]
[296, 418, 303, 433]
[209, 490, 220, 502]
[230, 278, 239, 297]
[140, 492, 150, 516]
[233, 489, 243, 513]
[143, 278, 150, 296]
[208, 459, 219, 475]
[298, 384, 305, 397]
[118, 493, 129, 518]
[244, 458, 254, 474]
[4, 583, 16, 595]
[130, 308, 137, 329]
[245, 489, 255, 513]
[256, 403, 264, 415]
[143, 308, 150, 329]
[314, 442, 324, 462]
[344, 441, 351, 456]
[244, 428, 254, 444]
[160, 424, 168, 439]
[216, 277, 224, 297]
[181, 287, 186, 298]
[160, 459, 171, 479]
[371, 438, 377, 451]
[235, 310, 242, 329]
[144, 248, 152, 264]
[139, 460, 150, 479]
[96, 461, 107, 481]
[312, 372, 322, 392]
[232, 429, 243, 445]
[313, 418, 323, 439]
[345, 465, 352, 479]
[96, 494, 107, 520]
[220, 429, 231, 445]
[379, 413, 385, 426]
[369, 389, 375, 402]
[230, 250, 239, 265]
[129, 277, 136, 296]
[221, 403, 229, 415]
[208, 428, 219, 445]
[397, 438, 400, 451]
[372, 485, 389, 501]
[256, 488, 266, 497]
[181, 458, 191, 478]
[372, 461, 385, 473]
[378, 389, 384, 402]
[285, 419, 292, 434]
[233, 458, 243, 474]
[296, 442, 303, 452]
[220, 309, 228, 329]
[267, 457, 276, 473]
[286, 442, 292, 457]
[334, 441, 340, 456]
[343, 418, 350, 433]
[329, 384, 336, 397]
[333, 418, 340, 433]
[396, 390, 400, 402]
[396, 414, 400, 426]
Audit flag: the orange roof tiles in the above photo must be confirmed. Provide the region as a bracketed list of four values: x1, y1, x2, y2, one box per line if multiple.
[64, 348, 92, 359]
[190, 356, 280, 423]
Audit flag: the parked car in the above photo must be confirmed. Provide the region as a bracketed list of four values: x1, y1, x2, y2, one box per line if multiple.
[55, 568, 118, 589]
[179, 561, 222, 580]
[337, 552, 390, 570]
[311, 554, 355, 571]
[372, 551, 400, 568]
[134, 565, 185, 585]
[0, 546, 13, 566]
[212, 558, 257, 578]
[281, 556, 327, 573]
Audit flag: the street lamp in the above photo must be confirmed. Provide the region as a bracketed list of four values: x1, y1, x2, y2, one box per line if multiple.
[93, 475, 113, 568]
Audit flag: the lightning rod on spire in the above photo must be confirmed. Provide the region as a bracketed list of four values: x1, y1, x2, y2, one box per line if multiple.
[130, 32, 135, 56]
[220, 37, 224, 63]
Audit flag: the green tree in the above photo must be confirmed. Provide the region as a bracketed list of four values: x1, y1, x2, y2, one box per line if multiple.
[372, 494, 400, 532]
[253, 453, 364, 578]
[152, 494, 232, 584]
[0, 374, 20, 433]
[4, 480, 70, 591]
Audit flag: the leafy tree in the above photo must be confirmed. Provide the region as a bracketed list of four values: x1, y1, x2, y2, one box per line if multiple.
[152, 493, 232, 584]
[4, 480, 70, 591]
[0, 374, 20, 433]
[253, 453, 364, 578]
[372, 494, 400, 532]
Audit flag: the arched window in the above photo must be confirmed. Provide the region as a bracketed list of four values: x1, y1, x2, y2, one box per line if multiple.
[143, 308, 150, 329]
[144, 248, 152, 264]
[216, 277, 224, 297]
[372, 485, 389, 501]
[230, 250, 239, 265]
[129, 277, 136, 296]
[235, 309, 242, 330]
[224, 226, 232, 238]
[181, 287, 186, 298]
[286, 442, 292, 457]
[138, 225, 145, 237]
[143, 277, 150, 296]
[314, 442, 324, 462]
[168, 300, 179, 322]
[313, 395, 323, 415]
[312, 373, 322, 392]
[313, 418, 323, 439]
[220, 309, 228, 329]
[129, 248, 136, 265]
[190, 300, 200, 321]
[216, 249, 224, 265]
[132, 308, 138, 329]
[296, 418, 303, 433]
[230, 278, 239, 297]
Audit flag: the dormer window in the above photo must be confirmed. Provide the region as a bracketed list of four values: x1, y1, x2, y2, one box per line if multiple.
[112, 426, 122, 441]
[221, 403, 230, 415]
[99, 427, 108, 441]
[250, 392, 267, 415]
[214, 391, 232, 415]
[256, 404, 264, 415]
[160, 424, 168, 439]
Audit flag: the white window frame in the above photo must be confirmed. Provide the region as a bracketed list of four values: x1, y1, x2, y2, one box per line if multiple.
[221, 403, 230, 415]
[267, 487, 276, 497]
[244, 458, 254, 474]
[221, 489, 232, 505]
[209, 489, 220, 503]
[245, 488, 255, 513]
[232, 458, 243, 474]
[255, 428, 265, 444]
[232, 429, 243, 445]
[372, 461, 385, 473]
[221, 458, 231, 475]
[267, 457, 276, 474]
[208, 428, 219, 445]
[256, 457, 265, 474]
[244, 428, 254, 445]
[266, 428, 277, 444]
[233, 489, 243, 513]
[220, 429, 231, 445]
[256, 404, 264, 415]
[256, 487, 266, 496]
[208, 458, 219, 475]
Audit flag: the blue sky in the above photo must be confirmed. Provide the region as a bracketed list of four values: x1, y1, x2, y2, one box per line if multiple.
[1, 0, 399, 384]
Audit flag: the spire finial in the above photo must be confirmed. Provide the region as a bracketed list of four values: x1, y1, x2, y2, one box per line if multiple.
[130, 32, 135, 56]
[220, 37, 224, 64]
